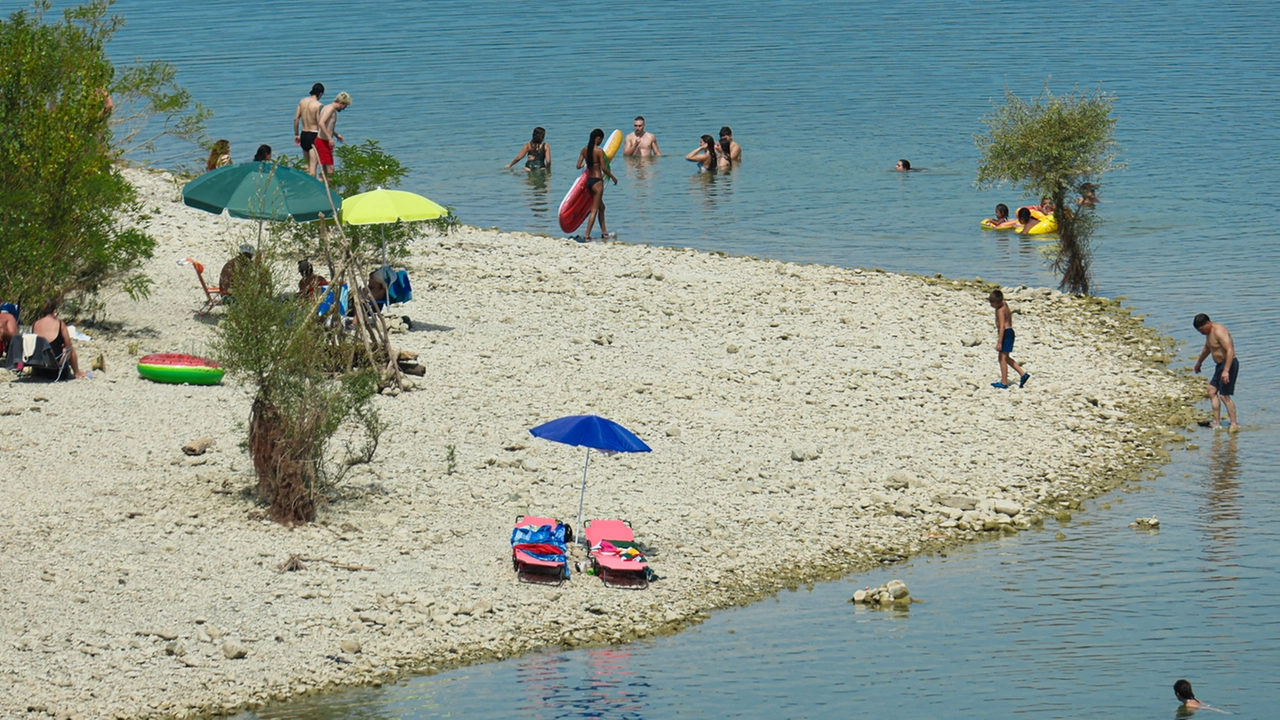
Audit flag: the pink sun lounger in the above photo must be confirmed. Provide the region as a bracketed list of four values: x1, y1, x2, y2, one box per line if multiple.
[584, 519, 650, 590]
[511, 515, 570, 586]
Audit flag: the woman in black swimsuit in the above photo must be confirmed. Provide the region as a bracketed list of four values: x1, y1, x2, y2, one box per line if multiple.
[576, 128, 617, 239]
[505, 126, 551, 173]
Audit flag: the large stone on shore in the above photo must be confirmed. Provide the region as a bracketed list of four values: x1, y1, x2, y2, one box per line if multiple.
[790, 444, 821, 462]
[938, 495, 977, 510]
[992, 500, 1023, 517]
[341, 639, 362, 655]
[222, 640, 248, 659]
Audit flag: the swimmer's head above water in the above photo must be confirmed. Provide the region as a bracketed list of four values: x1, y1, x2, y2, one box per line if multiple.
[1174, 679, 1203, 708]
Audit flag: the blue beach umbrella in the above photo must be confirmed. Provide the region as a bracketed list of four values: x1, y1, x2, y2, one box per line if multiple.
[529, 415, 652, 542]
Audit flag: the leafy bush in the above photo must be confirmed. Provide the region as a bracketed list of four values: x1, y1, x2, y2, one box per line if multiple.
[276, 139, 458, 273]
[0, 1, 209, 319]
[212, 258, 382, 524]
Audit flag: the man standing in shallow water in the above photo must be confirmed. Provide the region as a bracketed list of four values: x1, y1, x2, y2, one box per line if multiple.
[624, 116, 661, 156]
[1193, 313, 1239, 431]
[293, 82, 324, 176]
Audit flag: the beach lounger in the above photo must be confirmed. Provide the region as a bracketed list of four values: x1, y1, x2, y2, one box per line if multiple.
[511, 515, 570, 586]
[585, 519, 650, 590]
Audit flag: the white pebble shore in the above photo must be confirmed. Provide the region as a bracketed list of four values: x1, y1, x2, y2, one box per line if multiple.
[0, 168, 1197, 719]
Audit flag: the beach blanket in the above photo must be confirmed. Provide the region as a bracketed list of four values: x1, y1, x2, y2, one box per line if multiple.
[511, 523, 567, 547]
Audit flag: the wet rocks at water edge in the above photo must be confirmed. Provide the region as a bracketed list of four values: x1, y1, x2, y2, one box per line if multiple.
[850, 579, 916, 608]
[1129, 516, 1159, 530]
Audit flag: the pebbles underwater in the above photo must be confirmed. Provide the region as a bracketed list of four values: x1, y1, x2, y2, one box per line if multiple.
[0, 168, 1200, 719]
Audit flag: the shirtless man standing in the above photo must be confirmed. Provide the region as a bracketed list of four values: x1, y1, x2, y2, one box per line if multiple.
[623, 116, 661, 157]
[1193, 313, 1240, 431]
[315, 91, 352, 177]
[293, 83, 324, 176]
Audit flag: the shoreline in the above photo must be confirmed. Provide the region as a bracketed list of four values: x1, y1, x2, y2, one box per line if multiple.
[0, 168, 1200, 719]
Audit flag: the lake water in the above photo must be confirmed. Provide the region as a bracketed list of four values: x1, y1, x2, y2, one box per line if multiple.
[98, 0, 1280, 716]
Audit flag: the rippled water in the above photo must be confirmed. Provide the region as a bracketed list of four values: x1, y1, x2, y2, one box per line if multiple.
[96, 0, 1280, 716]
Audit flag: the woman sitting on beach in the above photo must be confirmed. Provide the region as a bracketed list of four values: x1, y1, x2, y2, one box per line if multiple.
[206, 140, 231, 172]
[685, 135, 721, 172]
[32, 299, 86, 379]
[505, 126, 551, 173]
[577, 128, 617, 240]
[253, 144, 272, 162]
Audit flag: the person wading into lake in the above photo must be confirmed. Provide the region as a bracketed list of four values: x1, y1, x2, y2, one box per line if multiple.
[505, 126, 551, 173]
[988, 289, 1030, 389]
[577, 128, 617, 240]
[1193, 313, 1239, 431]
[624, 116, 661, 157]
[293, 83, 325, 176]
[316, 91, 351, 178]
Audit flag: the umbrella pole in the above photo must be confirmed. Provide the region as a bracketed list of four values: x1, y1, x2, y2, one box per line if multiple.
[381, 226, 388, 270]
[256, 220, 263, 252]
[576, 448, 590, 547]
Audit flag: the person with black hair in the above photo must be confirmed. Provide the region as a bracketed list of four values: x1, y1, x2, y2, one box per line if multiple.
[253, 144, 272, 162]
[719, 126, 741, 161]
[294, 82, 325, 175]
[1193, 313, 1239, 430]
[577, 128, 617, 240]
[32, 298, 85, 379]
[505, 126, 551, 172]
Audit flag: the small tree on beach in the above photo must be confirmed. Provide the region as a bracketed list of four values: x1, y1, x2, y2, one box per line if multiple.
[975, 84, 1124, 294]
[212, 258, 383, 524]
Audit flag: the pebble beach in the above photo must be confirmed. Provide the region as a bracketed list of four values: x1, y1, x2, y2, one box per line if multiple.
[0, 168, 1201, 719]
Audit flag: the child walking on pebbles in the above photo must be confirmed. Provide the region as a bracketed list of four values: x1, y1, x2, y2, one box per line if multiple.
[988, 290, 1030, 389]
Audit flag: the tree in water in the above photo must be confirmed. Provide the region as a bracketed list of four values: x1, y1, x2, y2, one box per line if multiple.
[975, 84, 1124, 294]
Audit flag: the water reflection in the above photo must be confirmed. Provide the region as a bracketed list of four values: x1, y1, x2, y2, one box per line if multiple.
[516, 652, 570, 716]
[519, 169, 551, 218]
[688, 168, 735, 208]
[1202, 433, 1242, 564]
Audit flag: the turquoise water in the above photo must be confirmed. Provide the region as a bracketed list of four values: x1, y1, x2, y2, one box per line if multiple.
[99, 0, 1280, 716]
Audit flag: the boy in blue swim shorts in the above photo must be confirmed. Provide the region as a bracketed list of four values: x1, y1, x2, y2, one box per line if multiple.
[989, 289, 1030, 389]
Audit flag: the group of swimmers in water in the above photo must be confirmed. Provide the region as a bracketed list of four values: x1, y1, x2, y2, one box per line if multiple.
[504, 119, 743, 239]
[982, 184, 1100, 236]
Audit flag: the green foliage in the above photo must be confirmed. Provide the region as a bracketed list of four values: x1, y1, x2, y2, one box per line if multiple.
[0, 0, 156, 318]
[212, 259, 381, 524]
[277, 140, 459, 271]
[975, 83, 1124, 294]
[111, 57, 212, 161]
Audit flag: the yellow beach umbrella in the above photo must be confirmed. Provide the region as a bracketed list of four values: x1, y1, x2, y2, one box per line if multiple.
[340, 188, 448, 268]
[340, 188, 447, 226]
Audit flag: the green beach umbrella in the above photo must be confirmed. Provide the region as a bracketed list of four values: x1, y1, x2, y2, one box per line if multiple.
[182, 162, 341, 224]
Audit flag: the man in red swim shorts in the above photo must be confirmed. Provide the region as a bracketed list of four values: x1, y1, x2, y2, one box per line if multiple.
[316, 91, 352, 177]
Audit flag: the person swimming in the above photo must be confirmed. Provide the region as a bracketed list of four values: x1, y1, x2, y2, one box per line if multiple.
[985, 203, 1016, 228]
[505, 126, 551, 172]
[1014, 206, 1045, 235]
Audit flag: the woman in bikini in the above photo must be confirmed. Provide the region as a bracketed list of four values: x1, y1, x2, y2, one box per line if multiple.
[685, 135, 719, 172]
[576, 128, 616, 240]
[505, 126, 551, 173]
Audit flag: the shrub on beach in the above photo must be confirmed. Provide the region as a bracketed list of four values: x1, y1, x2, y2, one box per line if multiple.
[276, 140, 458, 274]
[0, 0, 209, 319]
[211, 258, 383, 524]
[975, 83, 1124, 295]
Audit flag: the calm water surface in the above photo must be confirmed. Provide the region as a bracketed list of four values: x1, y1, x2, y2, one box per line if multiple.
[98, 0, 1280, 716]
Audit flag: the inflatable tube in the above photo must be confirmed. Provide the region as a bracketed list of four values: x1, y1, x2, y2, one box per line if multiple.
[981, 218, 1018, 230]
[558, 129, 623, 234]
[137, 353, 225, 385]
[1024, 213, 1058, 235]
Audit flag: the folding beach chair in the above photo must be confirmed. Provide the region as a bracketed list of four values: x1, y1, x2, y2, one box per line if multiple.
[6, 334, 71, 381]
[511, 515, 571, 586]
[584, 519, 650, 590]
[183, 259, 227, 315]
